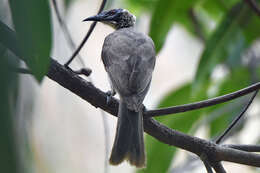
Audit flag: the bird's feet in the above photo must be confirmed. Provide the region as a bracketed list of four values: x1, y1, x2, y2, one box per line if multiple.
[63, 64, 92, 77]
[74, 68, 92, 77]
[141, 105, 148, 119]
[105, 90, 116, 105]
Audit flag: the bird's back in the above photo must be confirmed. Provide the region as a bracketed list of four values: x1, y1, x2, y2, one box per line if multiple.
[102, 28, 156, 111]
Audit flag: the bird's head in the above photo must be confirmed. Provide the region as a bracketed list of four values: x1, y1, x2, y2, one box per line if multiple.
[83, 8, 136, 29]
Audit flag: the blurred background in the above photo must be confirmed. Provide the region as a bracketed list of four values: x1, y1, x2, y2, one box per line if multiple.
[1, 0, 260, 172]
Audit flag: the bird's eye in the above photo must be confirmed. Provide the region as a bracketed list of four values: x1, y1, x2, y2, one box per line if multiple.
[109, 10, 116, 15]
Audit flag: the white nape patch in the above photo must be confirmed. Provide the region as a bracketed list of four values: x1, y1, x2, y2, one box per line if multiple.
[123, 9, 136, 24]
[133, 15, 136, 23]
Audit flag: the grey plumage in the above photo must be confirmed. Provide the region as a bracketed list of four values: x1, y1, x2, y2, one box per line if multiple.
[102, 27, 155, 167]
[102, 28, 155, 110]
[84, 9, 156, 168]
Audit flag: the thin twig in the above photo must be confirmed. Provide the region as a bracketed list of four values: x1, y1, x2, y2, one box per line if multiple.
[216, 142, 260, 167]
[244, 0, 260, 17]
[202, 159, 214, 173]
[15, 68, 32, 74]
[64, 0, 107, 67]
[145, 84, 260, 117]
[222, 144, 260, 152]
[215, 90, 258, 144]
[51, 0, 85, 67]
[212, 162, 226, 173]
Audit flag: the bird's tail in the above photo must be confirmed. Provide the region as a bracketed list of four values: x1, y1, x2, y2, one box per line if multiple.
[109, 101, 145, 168]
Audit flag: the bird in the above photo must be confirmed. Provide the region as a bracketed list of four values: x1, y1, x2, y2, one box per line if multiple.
[83, 8, 156, 168]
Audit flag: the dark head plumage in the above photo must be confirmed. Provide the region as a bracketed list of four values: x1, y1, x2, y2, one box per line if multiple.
[83, 8, 136, 29]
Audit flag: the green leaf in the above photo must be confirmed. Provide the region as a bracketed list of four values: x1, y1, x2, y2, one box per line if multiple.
[9, 0, 52, 81]
[0, 21, 22, 58]
[242, 13, 260, 43]
[195, 0, 240, 22]
[194, 0, 231, 38]
[193, 3, 242, 92]
[149, 0, 198, 52]
[139, 83, 207, 173]
[198, 0, 227, 20]
[193, 3, 260, 94]
[125, 0, 158, 15]
[0, 43, 6, 55]
[148, 0, 174, 52]
[0, 44, 19, 173]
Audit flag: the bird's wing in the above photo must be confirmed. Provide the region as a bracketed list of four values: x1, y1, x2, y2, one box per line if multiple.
[101, 29, 156, 105]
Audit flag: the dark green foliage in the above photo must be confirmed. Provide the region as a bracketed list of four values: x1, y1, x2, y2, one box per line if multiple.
[149, 0, 198, 52]
[0, 44, 19, 173]
[0, 1, 52, 172]
[194, 3, 260, 94]
[9, 0, 52, 81]
[0, 21, 22, 57]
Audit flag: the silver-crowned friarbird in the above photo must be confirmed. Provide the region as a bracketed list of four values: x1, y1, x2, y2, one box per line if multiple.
[83, 9, 156, 168]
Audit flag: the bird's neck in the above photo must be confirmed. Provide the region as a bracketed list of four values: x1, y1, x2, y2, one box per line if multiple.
[116, 25, 134, 30]
[115, 15, 135, 29]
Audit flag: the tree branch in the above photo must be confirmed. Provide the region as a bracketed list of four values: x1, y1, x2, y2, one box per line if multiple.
[222, 144, 260, 152]
[211, 162, 226, 173]
[48, 59, 118, 116]
[145, 83, 260, 117]
[32, 58, 260, 168]
[201, 156, 213, 173]
[216, 146, 260, 167]
[15, 67, 32, 74]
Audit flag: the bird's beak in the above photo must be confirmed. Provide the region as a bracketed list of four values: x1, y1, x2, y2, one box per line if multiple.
[83, 15, 102, 22]
[83, 12, 110, 22]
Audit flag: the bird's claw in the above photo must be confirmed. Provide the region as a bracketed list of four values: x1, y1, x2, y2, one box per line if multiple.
[74, 68, 92, 77]
[64, 64, 72, 71]
[106, 90, 116, 105]
[142, 105, 147, 112]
